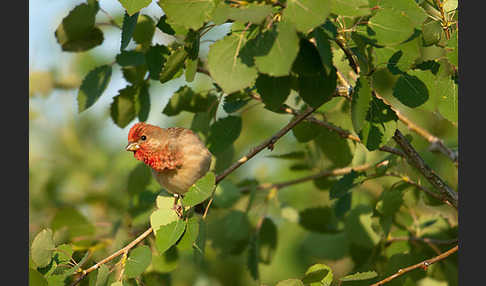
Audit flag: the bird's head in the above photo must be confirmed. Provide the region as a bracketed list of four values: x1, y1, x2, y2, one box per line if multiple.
[126, 122, 165, 166]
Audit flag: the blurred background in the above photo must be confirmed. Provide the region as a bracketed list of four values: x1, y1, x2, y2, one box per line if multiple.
[29, 1, 458, 285]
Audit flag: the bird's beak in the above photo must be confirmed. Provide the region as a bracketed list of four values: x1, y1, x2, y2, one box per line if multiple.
[126, 142, 140, 152]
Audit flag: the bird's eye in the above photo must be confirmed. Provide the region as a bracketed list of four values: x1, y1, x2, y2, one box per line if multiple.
[141, 135, 147, 141]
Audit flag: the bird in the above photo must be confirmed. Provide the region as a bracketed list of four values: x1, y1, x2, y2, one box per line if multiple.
[125, 122, 212, 216]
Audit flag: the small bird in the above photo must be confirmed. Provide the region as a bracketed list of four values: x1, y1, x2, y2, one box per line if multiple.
[126, 122, 212, 215]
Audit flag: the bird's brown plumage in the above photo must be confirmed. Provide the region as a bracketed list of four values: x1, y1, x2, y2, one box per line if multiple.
[127, 122, 212, 195]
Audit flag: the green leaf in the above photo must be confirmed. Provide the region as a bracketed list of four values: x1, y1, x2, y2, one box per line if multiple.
[311, 27, 334, 73]
[194, 219, 207, 265]
[247, 234, 259, 280]
[259, 218, 278, 264]
[181, 172, 216, 207]
[359, 97, 398, 151]
[185, 57, 198, 82]
[213, 180, 241, 208]
[422, 21, 443, 46]
[150, 198, 180, 231]
[162, 86, 217, 116]
[119, 0, 151, 16]
[381, 0, 428, 27]
[77, 65, 112, 112]
[151, 246, 179, 273]
[133, 15, 155, 45]
[127, 163, 151, 195]
[351, 77, 372, 133]
[330, 0, 370, 16]
[330, 171, 364, 199]
[29, 268, 48, 286]
[121, 12, 139, 51]
[392, 73, 429, 108]
[136, 82, 151, 121]
[110, 85, 137, 128]
[299, 207, 338, 234]
[155, 220, 187, 253]
[282, 0, 331, 34]
[51, 207, 95, 239]
[54, 3, 103, 52]
[160, 47, 187, 83]
[267, 151, 306, 160]
[116, 50, 146, 66]
[145, 44, 170, 80]
[207, 116, 242, 155]
[345, 205, 381, 248]
[223, 93, 251, 113]
[302, 264, 333, 286]
[340, 271, 377, 281]
[156, 15, 176, 35]
[292, 120, 319, 143]
[95, 265, 110, 286]
[213, 2, 273, 24]
[254, 21, 300, 77]
[368, 9, 415, 46]
[292, 39, 325, 75]
[376, 187, 404, 218]
[121, 65, 147, 84]
[177, 216, 200, 250]
[125, 245, 152, 278]
[158, 0, 215, 30]
[297, 68, 337, 108]
[208, 34, 258, 94]
[276, 279, 305, 286]
[446, 31, 458, 67]
[315, 126, 353, 167]
[255, 74, 292, 110]
[372, 35, 421, 73]
[31, 229, 56, 268]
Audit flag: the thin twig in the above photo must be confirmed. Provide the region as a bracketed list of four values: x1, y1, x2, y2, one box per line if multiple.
[215, 106, 317, 183]
[370, 245, 458, 286]
[70, 227, 153, 286]
[392, 129, 458, 208]
[386, 236, 458, 245]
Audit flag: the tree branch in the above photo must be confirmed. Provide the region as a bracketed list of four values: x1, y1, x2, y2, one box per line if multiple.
[370, 245, 458, 286]
[392, 129, 458, 208]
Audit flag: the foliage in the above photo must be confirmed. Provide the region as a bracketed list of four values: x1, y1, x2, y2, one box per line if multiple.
[30, 0, 458, 285]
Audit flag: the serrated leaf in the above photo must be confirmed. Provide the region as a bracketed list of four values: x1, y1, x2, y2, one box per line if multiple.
[376, 187, 404, 217]
[208, 34, 258, 94]
[302, 264, 333, 286]
[163, 85, 217, 116]
[422, 21, 443, 46]
[51, 207, 95, 239]
[213, 180, 241, 208]
[340, 271, 377, 281]
[133, 15, 155, 45]
[259, 218, 277, 264]
[155, 220, 187, 253]
[158, 0, 215, 30]
[255, 74, 291, 110]
[160, 47, 187, 83]
[297, 68, 337, 108]
[330, 171, 364, 199]
[223, 93, 250, 113]
[110, 85, 137, 128]
[276, 279, 305, 286]
[352, 77, 372, 133]
[330, 0, 370, 16]
[125, 245, 152, 278]
[31, 229, 56, 268]
[55, 3, 103, 52]
[311, 27, 334, 73]
[283, 0, 331, 34]
[145, 44, 170, 80]
[254, 21, 300, 76]
[181, 172, 215, 207]
[116, 50, 146, 66]
[315, 126, 353, 167]
[137, 83, 150, 121]
[372, 35, 421, 73]
[334, 193, 352, 218]
[150, 209, 179, 232]
[119, 0, 151, 16]
[121, 65, 147, 84]
[344, 205, 381, 248]
[53, 244, 73, 265]
[368, 9, 415, 46]
[177, 216, 200, 250]
[393, 73, 429, 108]
[185, 57, 198, 82]
[29, 268, 48, 286]
[121, 12, 139, 51]
[207, 116, 242, 154]
[77, 65, 112, 112]
[213, 2, 273, 25]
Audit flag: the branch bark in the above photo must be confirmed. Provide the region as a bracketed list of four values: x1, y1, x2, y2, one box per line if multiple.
[392, 129, 458, 207]
[370, 245, 458, 286]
